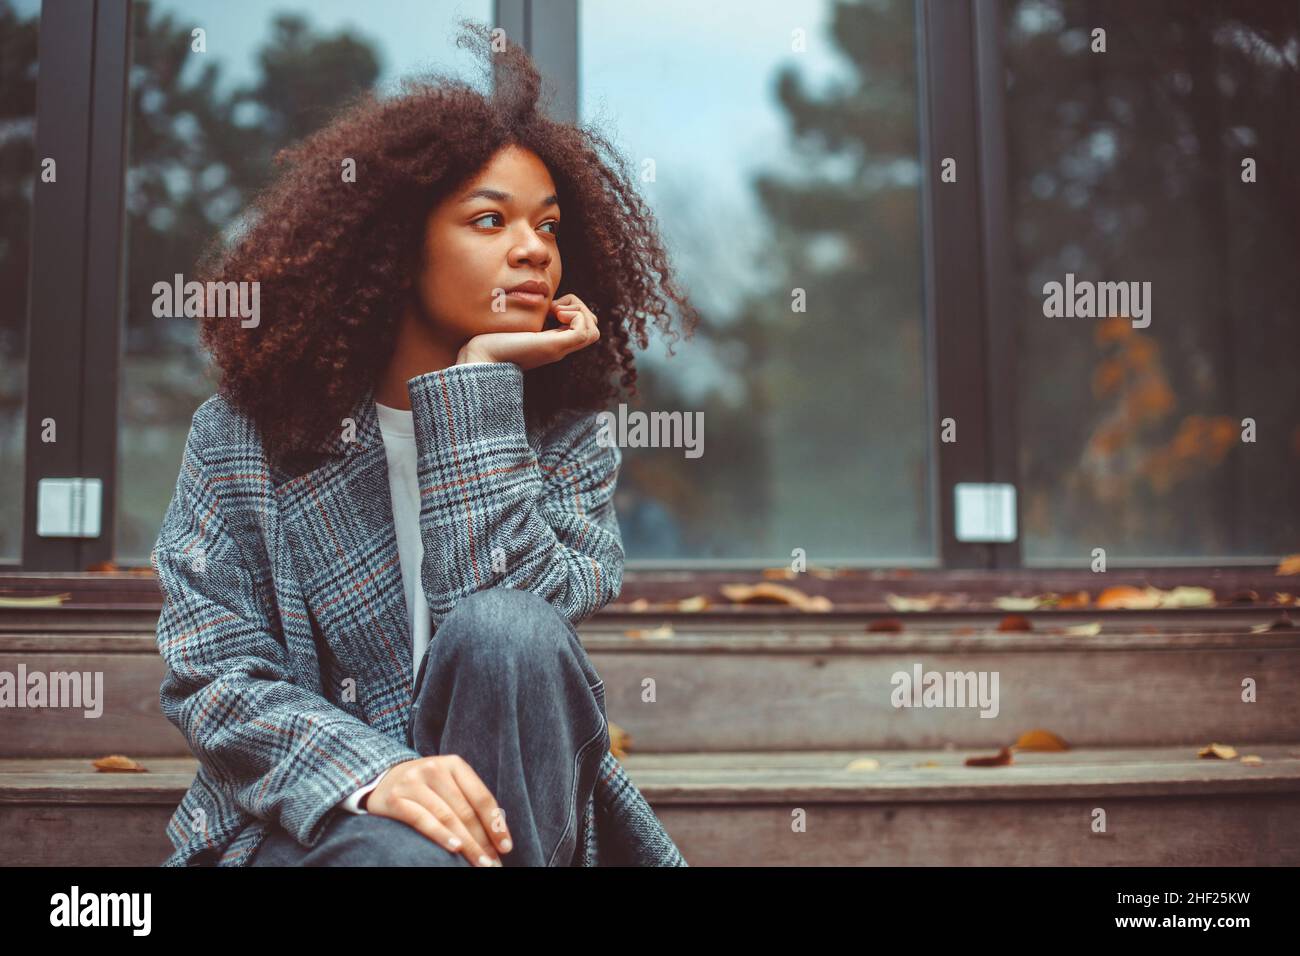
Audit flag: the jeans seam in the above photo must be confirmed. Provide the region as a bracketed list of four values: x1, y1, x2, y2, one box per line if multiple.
[545, 679, 607, 867]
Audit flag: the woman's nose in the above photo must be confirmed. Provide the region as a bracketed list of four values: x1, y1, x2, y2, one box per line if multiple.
[510, 230, 551, 265]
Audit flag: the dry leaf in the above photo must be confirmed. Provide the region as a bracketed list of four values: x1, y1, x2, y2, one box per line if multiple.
[1047, 590, 1091, 609]
[608, 722, 630, 759]
[1013, 729, 1069, 751]
[1197, 742, 1238, 760]
[885, 592, 941, 612]
[1161, 586, 1214, 608]
[624, 623, 675, 640]
[0, 592, 72, 608]
[994, 596, 1042, 611]
[965, 746, 1014, 767]
[867, 617, 903, 632]
[1276, 554, 1300, 575]
[1227, 589, 1260, 605]
[997, 614, 1033, 632]
[914, 760, 942, 768]
[92, 755, 148, 773]
[1064, 622, 1102, 636]
[675, 595, 710, 612]
[844, 757, 880, 772]
[626, 598, 650, 612]
[720, 582, 832, 612]
[761, 567, 798, 579]
[1250, 613, 1295, 633]
[1241, 755, 1264, 766]
[1275, 593, 1296, 606]
[1096, 585, 1163, 609]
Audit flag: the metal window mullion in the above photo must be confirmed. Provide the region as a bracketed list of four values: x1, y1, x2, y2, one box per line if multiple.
[973, 0, 1021, 569]
[82, 0, 132, 569]
[23, 0, 98, 570]
[916, 0, 998, 569]
[524, 0, 577, 124]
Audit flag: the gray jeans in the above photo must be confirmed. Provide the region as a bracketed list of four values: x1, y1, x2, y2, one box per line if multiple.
[248, 585, 610, 867]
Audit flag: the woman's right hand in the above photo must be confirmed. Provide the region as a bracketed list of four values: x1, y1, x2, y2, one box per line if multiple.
[362, 755, 512, 867]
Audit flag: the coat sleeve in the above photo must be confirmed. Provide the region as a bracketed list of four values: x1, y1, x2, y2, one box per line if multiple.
[406, 361, 625, 629]
[151, 429, 423, 848]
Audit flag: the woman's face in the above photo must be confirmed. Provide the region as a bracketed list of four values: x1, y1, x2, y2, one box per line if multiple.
[412, 144, 563, 348]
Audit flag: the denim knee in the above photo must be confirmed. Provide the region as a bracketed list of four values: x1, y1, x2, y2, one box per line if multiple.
[437, 586, 572, 666]
[332, 814, 472, 867]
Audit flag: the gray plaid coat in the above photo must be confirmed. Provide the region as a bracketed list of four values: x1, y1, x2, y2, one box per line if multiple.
[151, 361, 686, 866]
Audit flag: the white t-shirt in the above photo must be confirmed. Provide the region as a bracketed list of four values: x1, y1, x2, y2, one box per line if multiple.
[337, 398, 437, 814]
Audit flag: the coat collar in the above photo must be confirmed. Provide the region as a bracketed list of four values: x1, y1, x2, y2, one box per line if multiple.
[308, 383, 383, 460]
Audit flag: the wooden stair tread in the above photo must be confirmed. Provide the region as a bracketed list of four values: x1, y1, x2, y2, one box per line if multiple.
[5, 744, 1300, 805]
[5, 626, 1299, 654]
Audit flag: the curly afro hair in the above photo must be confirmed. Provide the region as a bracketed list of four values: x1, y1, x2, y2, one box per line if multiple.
[195, 18, 699, 472]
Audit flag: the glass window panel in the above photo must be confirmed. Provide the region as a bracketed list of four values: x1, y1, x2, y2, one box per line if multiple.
[579, 0, 931, 563]
[116, 0, 492, 562]
[0, 0, 40, 562]
[1002, 0, 1300, 563]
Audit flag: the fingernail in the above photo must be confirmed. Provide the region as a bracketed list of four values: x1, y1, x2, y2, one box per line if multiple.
[479, 854, 493, 866]
[501, 838, 512, 852]
[448, 836, 462, 849]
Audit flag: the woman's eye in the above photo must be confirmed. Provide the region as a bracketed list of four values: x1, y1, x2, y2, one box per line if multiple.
[471, 214, 559, 235]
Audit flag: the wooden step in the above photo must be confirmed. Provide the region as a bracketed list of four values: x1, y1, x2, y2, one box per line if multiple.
[3, 745, 1298, 865]
[3, 625, 1298, 755]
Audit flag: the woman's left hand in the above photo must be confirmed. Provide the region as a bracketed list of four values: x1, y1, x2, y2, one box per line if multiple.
[456, 293, 600, 371]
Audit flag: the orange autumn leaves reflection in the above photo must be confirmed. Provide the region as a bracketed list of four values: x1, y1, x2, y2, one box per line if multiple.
[1084, 317, 1236, 500]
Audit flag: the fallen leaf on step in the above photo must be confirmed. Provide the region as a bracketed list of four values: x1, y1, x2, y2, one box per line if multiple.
[1197, 742, 1238, 760]
[720, 582, 832, 611]
[1064, 622, 1102, 636]
[885, 592, 942, 612]
[1012, 729, 1069, 751]
[914, 760, 942, 768]
[1054, 590, 1091, 609]
[761, 567, 798, 579]
[1275, 554, 1300, 575]
[844, 757, 880, 771]
[0, 592, 72, 608]
[1096, 585, 1163, 609]
[1241, 755, 1264, 765]
[1275, 592, 1296, 606]
[994, 595, 1042, 611]
[92, 755, 148, 773]
[675, 594, 710, 612]
[626, 598, 650, 612]
[964, 746, 1013, 767]
[1227, 589, 1260, 604]
[867, 617, 903, 632]
[608, 723, 630, 759]
[997, 614, 1033, 632]
[1160, 586, 1215, 608]
[624, 623, 675, 640]
[1249, 613, 1295, 633]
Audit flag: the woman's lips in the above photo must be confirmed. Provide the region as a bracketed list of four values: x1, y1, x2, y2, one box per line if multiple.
[506, 290, 547, 305]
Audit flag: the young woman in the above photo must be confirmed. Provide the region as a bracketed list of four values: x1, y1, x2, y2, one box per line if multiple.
[151, 21, 698, 868]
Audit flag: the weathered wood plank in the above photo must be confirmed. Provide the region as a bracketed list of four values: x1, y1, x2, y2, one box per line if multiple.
[3, 634, 1298, 754]
[3, 747, 1297, 865]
